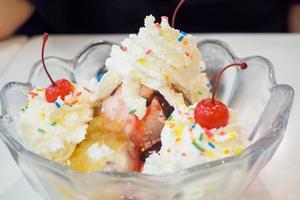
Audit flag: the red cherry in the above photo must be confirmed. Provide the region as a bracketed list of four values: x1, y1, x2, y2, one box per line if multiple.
[41, 33, 73, 103]
[194, 63, 248, 129]
[194, 99, 229, 130]
[45, 79, 73, 103]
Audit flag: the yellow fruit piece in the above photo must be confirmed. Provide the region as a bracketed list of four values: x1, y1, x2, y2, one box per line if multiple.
[69, 114, 132, 173]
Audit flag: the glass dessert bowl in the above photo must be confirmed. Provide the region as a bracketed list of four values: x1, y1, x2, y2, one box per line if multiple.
[0, 39, 294, 200]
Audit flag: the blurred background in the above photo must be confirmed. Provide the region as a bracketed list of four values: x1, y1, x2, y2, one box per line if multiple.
[0, 0, 300, 41]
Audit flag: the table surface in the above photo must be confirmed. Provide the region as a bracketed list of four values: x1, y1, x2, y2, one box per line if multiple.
[0, 34, 299, 200]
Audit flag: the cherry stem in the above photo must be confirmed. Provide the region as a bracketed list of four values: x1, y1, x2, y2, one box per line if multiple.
[211, 62, 248, 104]
[42, 33, 56, 86]
[171, 0, 186, 28]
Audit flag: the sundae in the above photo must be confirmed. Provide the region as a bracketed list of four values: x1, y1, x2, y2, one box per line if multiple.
[19, 15, 248, 174]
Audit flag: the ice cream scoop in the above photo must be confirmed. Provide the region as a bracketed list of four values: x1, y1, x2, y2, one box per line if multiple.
[100, 15, 210, 120]
[143, 104, 247, 175]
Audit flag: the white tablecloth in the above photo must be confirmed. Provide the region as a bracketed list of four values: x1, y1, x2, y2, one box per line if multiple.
[0, 34, 299, 200]
[0, 36, 27, 76]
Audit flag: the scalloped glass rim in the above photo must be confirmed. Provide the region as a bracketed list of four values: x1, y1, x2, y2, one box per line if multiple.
[0, 39, 294, 181]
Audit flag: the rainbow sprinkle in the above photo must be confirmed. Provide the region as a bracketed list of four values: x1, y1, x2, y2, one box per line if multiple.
[199, 133, 203, 141]
[120, 46, 127, 51]
[208, 142, 216, 149]
[76, 92, 82, 97]
[65, 100, 78, 106]
[185, 51, 192, 59]
[192, 140, 205, 152]
[40, 112, 46, 120]
[97, 73, 103, 81]
[234, 147, 244, 156]
[178, 31, 187, 42]
[36, 88, 44, 92]
[182, 39, 188, 46]
[72, 83, 77, 90]
[38, 128, 46, 133]
[54, 102, 61, 108]
[145, 49, 152, 55]
[51, 122, 57, 126]
[128, 109, 137, 115]
[28, 91, 38, 98]
[224, 149, 230, 155]
[83, 87, 92, 93]
[136, 57, 147, 65]
[181, 152, 187, 157]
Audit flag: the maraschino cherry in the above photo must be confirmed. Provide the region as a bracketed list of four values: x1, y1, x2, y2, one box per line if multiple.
[41, 33, 73, 103]
[194, 63, 248, 130]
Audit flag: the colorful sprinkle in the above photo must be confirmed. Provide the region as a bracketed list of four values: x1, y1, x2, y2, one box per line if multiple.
[167, 115, 173, 121]
[167, 148, 171, 153]
[36, 88, 44, 92]
[173, 122, 185, 135]
[198, 91, 202, 95]
[76, 92, 82, 97]
[51, 122, 57, 126]
[54, 102, 61, 108]
[97, 73, 103, 81]
[208, 142, 216, 149]
[155, 23, 162, 29]
[205, 150, 214, 158]
[192, 140, 205, 152]
[178, 31, 187, 42]
[21, 108, 25, 112]
[28, 91, 38, 98]
[128, 109, 137, 115]
[38, 128, 46, 133]
[224, 149, 230, 155]
[169, 123, 175, 129]
[83, 87, 92, 93]
[191, 124, 196, 129]
[145, 49, 152, 55]
[40, 112, 46, 120]
[175, 137, 181, 142]
[182, 39, 188, 46]
[199, 132, 203, 141]
[164, 75, 170, 82]
[136, 58, 147, 65]
[234, 147, 244, 156]
[72, 83, 77, 90]
[187, 116, 194, 121]
[120, 46, 127, 51]
[181, 152, 187, 157]
[65, 100, 78, 106]
[185, 51, 192, 59]
[229, 131, 235, 140]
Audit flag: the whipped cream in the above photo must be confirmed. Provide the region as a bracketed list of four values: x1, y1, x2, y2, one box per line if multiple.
[86, 143, 113, 161]
[143, 104, 247, 175]
[19, 78, 100, 163]
[103, 15, 210, 118]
